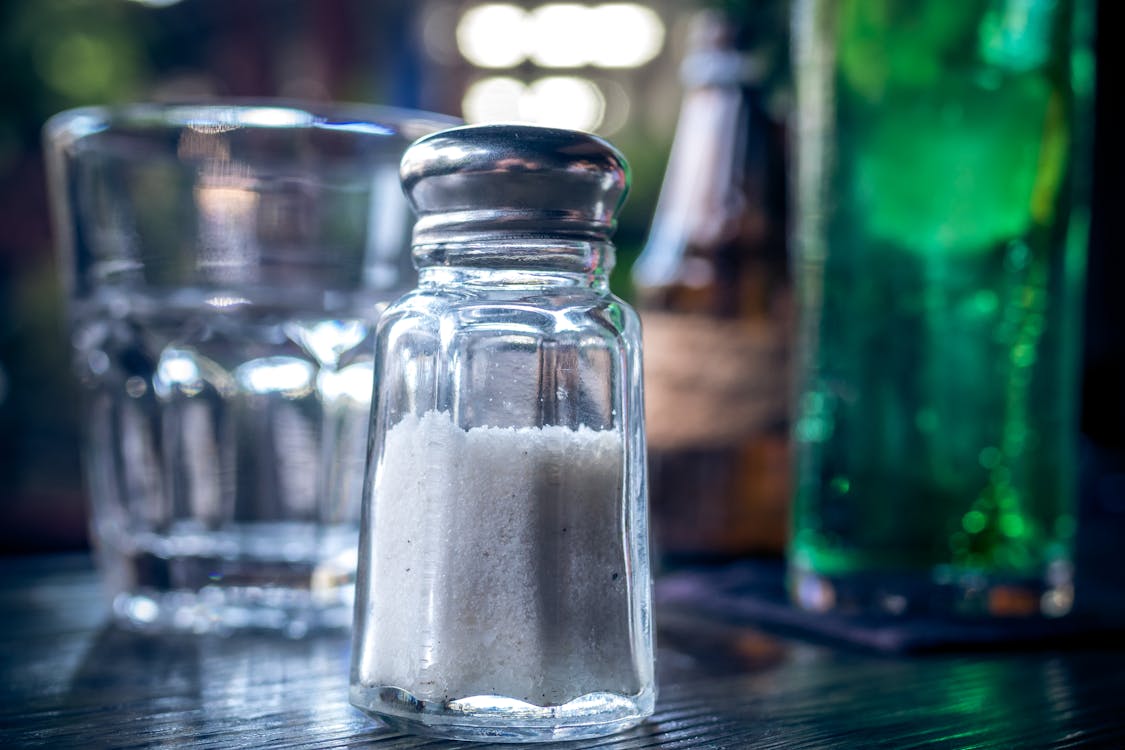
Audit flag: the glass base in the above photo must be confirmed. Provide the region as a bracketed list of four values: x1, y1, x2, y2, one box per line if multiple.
[110, 584, 353, 637]
[98, 534, 356, 635]
[789, 564, 1074, 618]
[350, 685, 654, 743]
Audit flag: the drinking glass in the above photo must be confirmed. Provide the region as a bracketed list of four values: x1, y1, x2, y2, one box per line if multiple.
[789, 0, 1094, 617]
[45, 102, 457, 633]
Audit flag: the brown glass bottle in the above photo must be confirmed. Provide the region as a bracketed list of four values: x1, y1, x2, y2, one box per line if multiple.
[634, 9, 791, 561]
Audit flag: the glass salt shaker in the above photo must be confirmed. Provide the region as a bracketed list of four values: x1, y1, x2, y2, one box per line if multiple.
[349, 124, 655, 742]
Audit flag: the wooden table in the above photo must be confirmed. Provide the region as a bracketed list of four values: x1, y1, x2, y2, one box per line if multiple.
[3, 555, 1124, 749]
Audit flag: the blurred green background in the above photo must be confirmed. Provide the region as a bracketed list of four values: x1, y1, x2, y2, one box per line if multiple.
[0, 0, 1121, 557]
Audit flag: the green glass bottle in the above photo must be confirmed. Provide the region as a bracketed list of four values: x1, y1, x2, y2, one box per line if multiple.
[790, 0, 1094, 616]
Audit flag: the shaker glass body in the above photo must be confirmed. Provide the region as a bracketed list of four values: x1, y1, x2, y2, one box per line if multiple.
[350, 125, 654, 742]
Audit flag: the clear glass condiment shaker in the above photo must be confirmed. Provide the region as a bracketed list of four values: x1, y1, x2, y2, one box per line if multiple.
[349, 124, 655, 742]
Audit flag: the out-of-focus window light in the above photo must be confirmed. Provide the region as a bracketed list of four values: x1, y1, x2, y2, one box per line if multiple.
[454, 2, 666, 70]
[527, 4, 592, 68]
[463, 75, 605, 132]
[524, 76, 605, 131]
[456, 4, 529, 68]
[462, 76, 527, 122]
[127, 0, 185, 7]
[589, 4, 665, 68]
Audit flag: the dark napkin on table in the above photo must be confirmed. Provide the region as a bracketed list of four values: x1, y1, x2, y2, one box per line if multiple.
[655, 559, 1125, 653]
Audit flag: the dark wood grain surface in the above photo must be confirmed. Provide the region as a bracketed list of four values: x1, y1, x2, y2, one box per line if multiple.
[3, 555, 1124, 749]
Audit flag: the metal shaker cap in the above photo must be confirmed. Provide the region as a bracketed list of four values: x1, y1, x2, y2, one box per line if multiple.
[400, 124, 630, 247]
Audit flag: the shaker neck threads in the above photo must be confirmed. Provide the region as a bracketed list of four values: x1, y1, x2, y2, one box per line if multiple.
[415, 239, 615, 290]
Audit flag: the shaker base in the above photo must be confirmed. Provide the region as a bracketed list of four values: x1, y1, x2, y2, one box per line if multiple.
[350, 684, 655, 743]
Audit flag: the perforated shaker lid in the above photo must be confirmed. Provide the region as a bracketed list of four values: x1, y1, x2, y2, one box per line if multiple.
[399, 124, 630, 247]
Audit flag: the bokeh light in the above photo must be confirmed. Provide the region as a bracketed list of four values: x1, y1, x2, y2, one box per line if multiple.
[523, 76, 605, 130]
[589, 4, 665, 68]
[462, 76, 527, 122]
[527, 4, 592, 68]
[455, 2, 666, 70]
[462, 75, 606, 132]
[456, 3, 528, 68]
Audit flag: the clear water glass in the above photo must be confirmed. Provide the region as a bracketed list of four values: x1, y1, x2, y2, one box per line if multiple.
[45, 102, 457, 634]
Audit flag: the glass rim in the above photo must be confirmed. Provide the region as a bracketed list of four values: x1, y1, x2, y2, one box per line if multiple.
[43, 98, 461, 150]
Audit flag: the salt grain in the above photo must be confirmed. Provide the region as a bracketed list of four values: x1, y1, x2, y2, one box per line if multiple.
[356, 410, 640, 706]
